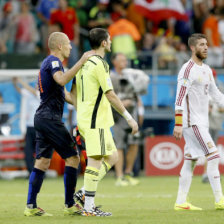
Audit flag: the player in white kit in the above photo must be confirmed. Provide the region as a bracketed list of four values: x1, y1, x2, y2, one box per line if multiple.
[173, 33, 224, 211]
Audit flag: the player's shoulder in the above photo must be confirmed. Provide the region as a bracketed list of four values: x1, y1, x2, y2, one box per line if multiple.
[181, 59, 195, 70]
[179, 59, 195, 76]
[203, 62, 212, 72]
[88, 55, 109, 73]
[42, 55, 62, 69]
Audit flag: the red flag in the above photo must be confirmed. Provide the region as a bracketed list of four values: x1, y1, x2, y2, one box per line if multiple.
[134, 0, 188, 22]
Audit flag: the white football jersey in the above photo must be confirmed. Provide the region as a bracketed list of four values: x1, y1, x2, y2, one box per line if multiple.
[175, 59, 224, 128]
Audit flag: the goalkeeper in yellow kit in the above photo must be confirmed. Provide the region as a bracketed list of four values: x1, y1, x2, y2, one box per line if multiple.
[70, 28, 138, 216]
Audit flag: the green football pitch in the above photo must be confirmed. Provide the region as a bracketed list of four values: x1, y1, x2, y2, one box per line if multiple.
[0, 175, 224, 224]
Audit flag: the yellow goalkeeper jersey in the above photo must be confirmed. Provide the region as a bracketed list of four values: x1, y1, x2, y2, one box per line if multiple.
[75, 55, 114, 129]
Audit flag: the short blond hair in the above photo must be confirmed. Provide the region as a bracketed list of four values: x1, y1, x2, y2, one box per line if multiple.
[48, 32, 67, 50]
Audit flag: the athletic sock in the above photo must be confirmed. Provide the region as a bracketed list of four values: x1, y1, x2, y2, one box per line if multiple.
[98, 161, 111, 182]
[27, 168, 45, 208]
[84, 166, 99, 211]
[176, 160, 194, 204]
[64, 166, 78, 207]
[207, 154, 223, 203]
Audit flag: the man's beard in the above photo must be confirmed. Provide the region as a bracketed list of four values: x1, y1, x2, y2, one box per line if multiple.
[195, 51, 206, 60]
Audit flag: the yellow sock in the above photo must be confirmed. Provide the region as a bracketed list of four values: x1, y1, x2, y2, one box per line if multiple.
[98, 161, 111, 182]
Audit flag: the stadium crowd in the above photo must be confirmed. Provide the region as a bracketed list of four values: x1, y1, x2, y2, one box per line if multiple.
[1, 0, 224, 69]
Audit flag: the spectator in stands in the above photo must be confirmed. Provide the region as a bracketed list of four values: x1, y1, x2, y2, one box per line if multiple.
[108, 17, 141, 60]
[110, 53, 144, 186]
[123, 0, 146, 36]
[13, 77, 40, 175]
[139, 32, 156, 69]
[50, 0, 80, 68]
[36, 0, 59, 52]
[202, 7, 224, 67]
[0, 92, 9, 135]
[192, 0, 209, 33]
[67, 0, 88, 27]
[14, 1, 38, 54]
[88, 0, 112, 29]
[0, 2, 16, 53]
[155, 35, 177, 69]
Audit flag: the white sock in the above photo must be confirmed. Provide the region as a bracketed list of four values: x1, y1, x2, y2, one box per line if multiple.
[176, 160, 195, 204]
[81, 186, 85, 194]
[84, 196, 94, 211]
[207, 154, 223, 203]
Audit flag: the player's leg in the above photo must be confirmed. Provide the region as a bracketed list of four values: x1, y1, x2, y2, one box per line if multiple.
[84, 156, 102, 211]
[98, 129, 118, 182]
[112, 126, 128, 186]
[206, 151, 224, 209]
[114, 149, 126, 185]
[124, 143, 139, 185]
[24, 127, 36, 175]
[24, 127, 53, 216]
[81, 128, 113, 216]
[192, 125, 224, 208]
[174, 126, 202, 211]
[49, 120, 80, 215]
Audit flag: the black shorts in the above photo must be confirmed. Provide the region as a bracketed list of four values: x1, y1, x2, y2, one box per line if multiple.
[34, 116, 78, 159]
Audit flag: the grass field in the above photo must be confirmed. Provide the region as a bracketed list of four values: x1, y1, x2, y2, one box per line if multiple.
[0, 175, 224, 224]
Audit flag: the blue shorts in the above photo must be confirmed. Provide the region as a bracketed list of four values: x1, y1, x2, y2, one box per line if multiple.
[34, 116, 78, 159]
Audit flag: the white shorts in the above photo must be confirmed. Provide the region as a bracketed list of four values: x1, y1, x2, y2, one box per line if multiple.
[183, 125, 217, 159]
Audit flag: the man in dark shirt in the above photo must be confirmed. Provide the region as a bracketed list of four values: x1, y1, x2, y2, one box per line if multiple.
[24, 31, 93, 217]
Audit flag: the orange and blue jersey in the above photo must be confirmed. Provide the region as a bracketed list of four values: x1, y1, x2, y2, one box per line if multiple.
[35, 55, 65, 120]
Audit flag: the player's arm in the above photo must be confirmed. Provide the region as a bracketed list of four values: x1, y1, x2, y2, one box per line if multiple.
[53, 50, 95, 86]
[106, 90, 138, 135]
[173, 65, 193, 140]
[209, 72, 224, 107]
[64, 87, 73, 105]
[12, 77, 37, 96]
[173, 110, 183, 140]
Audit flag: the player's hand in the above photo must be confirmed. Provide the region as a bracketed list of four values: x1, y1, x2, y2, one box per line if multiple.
[127, 118, 139, 135]
[173, 126, 183, 140]
[79, 50, 96, 64]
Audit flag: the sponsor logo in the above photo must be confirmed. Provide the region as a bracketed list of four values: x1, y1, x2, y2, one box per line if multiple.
[149, 142, 183, 170]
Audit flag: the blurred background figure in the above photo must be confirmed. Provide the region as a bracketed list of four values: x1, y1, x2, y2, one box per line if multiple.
[0, 92, 10, 135]
[14, 1, 38, 54]
[13, 77, 39, 175]
[88, 0, 112, 29]
[0, 1, 16, 53]
[49, 0, 80, 68]
[110, 53, 144, 187]
[36, 0, 59, 52]
[202, 7, 224, 68]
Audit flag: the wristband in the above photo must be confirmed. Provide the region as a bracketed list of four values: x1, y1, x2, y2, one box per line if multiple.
[138, 106, 145, 116]
[122, 110, 133, 121]
[175, 113, 183, 126]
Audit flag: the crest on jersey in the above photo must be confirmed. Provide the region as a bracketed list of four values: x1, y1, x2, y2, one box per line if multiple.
[52, 61, 59, 68]
[207, 142, 214, 149]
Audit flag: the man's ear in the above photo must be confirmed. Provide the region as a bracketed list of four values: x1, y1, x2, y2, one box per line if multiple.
[190, 45, 194, 52]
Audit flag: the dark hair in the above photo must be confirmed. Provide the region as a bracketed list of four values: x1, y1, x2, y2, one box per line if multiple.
[89, 28, 109, 49]
[188, 33, 207, 47]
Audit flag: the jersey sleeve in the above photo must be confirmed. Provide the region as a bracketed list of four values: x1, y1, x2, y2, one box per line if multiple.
[95, 61, 113, 93]
[49, 58, 63, 77]
[175, 63, 194, 111]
